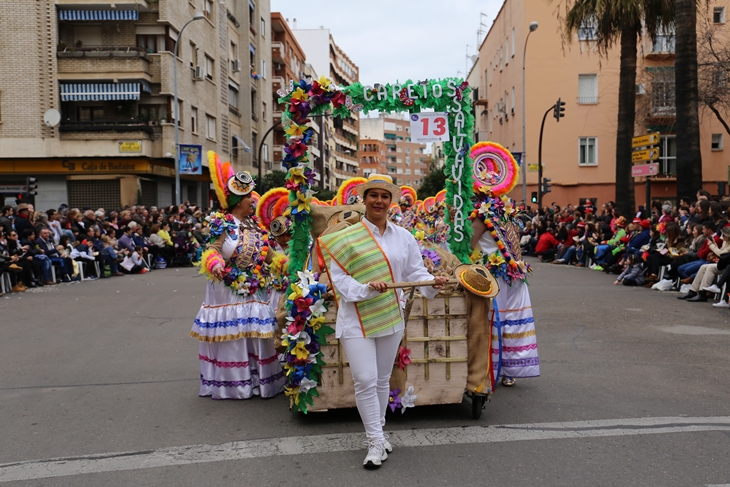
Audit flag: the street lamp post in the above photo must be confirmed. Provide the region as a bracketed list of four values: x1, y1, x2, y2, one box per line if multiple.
[521, 21, 539, 207]
[173, 12, 204, 206]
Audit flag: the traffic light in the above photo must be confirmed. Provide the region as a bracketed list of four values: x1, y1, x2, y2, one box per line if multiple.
[26, 177, 38, 196]
[531, 191, 538, 204]
[553, 98, 565, 122]
[541, 177, 552, 194]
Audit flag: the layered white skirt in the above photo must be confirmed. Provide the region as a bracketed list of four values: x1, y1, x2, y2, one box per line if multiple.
[191, 281, 285, 399]
[491, 278, 540, 379]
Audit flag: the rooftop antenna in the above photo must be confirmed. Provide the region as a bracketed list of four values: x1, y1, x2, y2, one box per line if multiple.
[465, 44, 472, 77]
[477, 12, 489, 45]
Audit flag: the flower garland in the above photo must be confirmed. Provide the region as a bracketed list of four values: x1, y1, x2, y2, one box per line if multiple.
[469, 196, 531, 285]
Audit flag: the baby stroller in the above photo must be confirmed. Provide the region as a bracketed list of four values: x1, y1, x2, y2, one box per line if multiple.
[171, 233, 192, 267]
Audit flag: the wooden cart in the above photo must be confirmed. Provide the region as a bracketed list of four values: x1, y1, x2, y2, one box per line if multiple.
[310, 290, 490, 418]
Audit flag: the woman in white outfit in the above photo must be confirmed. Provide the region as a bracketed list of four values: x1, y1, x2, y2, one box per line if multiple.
[318, 174, 448, 469]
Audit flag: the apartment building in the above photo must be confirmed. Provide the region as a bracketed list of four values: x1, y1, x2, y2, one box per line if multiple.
[473, 0, 729, 206]
[359, 139, 386, 178]
[360, 115, 430, 188]
[0, 0, 271, 210]
[291, 26, 359, 189]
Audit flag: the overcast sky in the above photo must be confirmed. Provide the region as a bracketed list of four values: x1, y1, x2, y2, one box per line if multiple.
[270, 0, 503, 84]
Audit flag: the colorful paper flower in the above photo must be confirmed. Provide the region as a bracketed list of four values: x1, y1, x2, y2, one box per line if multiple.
[388, 389, 402, 412]
[397, 346, 411, 370]
[299, 377, 317, 394]
[400, 386, 417, 413]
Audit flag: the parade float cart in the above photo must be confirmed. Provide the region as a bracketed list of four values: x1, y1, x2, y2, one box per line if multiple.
[276, 76, 499, 417]
[313, 287, 494, 419]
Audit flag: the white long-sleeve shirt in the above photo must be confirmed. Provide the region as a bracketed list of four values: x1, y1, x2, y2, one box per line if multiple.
[330, 217, 438, 339]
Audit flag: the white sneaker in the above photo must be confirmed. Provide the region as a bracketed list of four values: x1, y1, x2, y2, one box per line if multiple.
[383, 439, 393, 454]
[363, 440, 387, 469]
[703, 284, 722, 294]
[712, 301, 730, 308]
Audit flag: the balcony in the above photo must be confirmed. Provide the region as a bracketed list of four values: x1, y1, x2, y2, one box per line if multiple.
[577, 96, 599, 105]
[475, 86, 488, 107]
[60, 119, 157, 136]
[57, 45, 152, 81]
[272, 42, 284, 64]
[646, 35, 675, 59]
[56, 0, 149, 7]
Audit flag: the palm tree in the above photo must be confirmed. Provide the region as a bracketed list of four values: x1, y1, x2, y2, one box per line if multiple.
[559, 0, 674, 217]
[675, 0, 703, 198]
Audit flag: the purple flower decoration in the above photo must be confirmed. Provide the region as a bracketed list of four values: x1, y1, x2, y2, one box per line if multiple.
[388, 389, 402, 412]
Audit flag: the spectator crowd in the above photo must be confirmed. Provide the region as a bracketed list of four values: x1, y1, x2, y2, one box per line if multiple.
[0, 202, 207, 296]
[517, 189, 730, 308]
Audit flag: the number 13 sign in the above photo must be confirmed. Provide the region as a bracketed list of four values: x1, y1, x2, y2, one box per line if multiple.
[409, 112, 450, 143]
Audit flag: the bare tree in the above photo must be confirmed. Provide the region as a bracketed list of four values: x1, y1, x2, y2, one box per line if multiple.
[697, 10, 730, 135]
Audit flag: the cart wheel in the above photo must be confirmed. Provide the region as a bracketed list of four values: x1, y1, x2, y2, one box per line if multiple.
[471, 395, 485, 419]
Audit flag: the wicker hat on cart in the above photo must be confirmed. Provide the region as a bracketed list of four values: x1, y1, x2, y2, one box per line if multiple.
[209, 151, 255, 210]
[454, 264, 499, 298]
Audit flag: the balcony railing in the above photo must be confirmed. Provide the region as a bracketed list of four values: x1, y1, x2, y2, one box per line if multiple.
[59, 119, 156, 135]
[57, 45, 149, 59]
[578, 96, 599, 105]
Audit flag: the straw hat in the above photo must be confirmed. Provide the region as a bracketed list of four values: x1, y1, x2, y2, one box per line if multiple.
[356, 173, 401, 202]
[269, 216, 291, 237]
[454, 264, 499, 298]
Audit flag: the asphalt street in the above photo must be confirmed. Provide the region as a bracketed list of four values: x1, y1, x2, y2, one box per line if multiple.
[1, 260, 730, 486]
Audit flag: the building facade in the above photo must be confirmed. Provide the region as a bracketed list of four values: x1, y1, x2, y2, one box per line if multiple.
[291, 27, 359, 189]
[360, 114, 430, 188]
[0, 0, 271, 210]
[474, 0, 729, 207]
[359, 139, 387, 178]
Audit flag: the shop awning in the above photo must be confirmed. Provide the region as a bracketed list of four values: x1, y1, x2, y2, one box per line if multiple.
[60, 82, 141, 102]
[59, 9, 139, 21]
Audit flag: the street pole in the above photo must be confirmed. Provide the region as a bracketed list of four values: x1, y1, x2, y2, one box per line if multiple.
[537, 104, 554, 209]
[521, 21, 539, 207]
[173, 13, 204, 206]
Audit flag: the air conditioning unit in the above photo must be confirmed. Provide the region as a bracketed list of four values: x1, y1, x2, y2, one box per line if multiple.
[232, 59, 241, 72]
[635, 83, 647, 95]
[193, 66, 205, 81]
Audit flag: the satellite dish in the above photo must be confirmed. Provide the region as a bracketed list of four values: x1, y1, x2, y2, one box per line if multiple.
[44, 109, 61, 128]
[470, 55, 479, 63]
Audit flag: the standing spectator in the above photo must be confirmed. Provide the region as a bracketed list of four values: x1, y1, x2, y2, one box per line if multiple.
[13, 204, 34, 237]
[0, 206, 13, 235]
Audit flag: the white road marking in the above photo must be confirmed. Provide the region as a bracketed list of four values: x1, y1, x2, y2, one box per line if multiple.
[657, 325, 730, 335]
[1, 416, 729, 482]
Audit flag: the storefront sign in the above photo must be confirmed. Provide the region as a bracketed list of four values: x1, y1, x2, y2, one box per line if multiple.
[179, 144, 203, 175]
[118, 141, 142, 153]
[0, 159, 176, 177]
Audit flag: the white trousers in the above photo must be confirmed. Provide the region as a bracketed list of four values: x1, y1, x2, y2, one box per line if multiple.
[340, 330, 403, 442]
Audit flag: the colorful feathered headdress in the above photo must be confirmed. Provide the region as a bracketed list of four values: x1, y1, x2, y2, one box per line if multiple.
[208, 151, 255, 210]
[399, 186, 417, 207]
[256, 187, 289, 230]
[336, 177, 366, 206]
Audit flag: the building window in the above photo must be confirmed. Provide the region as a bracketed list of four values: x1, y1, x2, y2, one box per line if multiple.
[505, 36, 509, 62]
[262, 101, 267, 121]
[250, 90, 257, 121]
[249, 1, 255, 25]
[578, 74, 598, 104]
[659, 136, 676, 175]
[578, 17, 598, 40]
[261, 59, 266, 79]
[191, 106, 198, 133]
[232, 135, 239, 157]
[228, 85, 239, 110]
[189, 41, 197, 68]
[204, 0, 213, 20]
[712, 133, 724, 150]
[651, 71, 676, 116]
[579, 137, 597, 166]
[78, 106, 104, 121]
[714, 7, 725, 23]
[261, 17, 266, 37]
[230, 41, 238, 71]
[652, 27, 676, 53]
[511, 27, 516, 56]
[170, 98, 182, 126]
[262, 143, 269, 163]
[206, 114, 216, 140]
[252, 132, 258, 166]
[205, 55, 214, 81]
[511, 86, 515, 112]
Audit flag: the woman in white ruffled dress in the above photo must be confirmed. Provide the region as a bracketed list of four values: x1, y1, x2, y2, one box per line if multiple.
[191, 156, 284, 399]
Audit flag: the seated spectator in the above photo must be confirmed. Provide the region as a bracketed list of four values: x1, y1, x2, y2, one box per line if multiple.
[120, 246, 148, 274]
[0, 229, 26, 293]
[8, 229, 44, 286]
[36, 228, 73, 282]
[591, 217, 626, 270]
[0, 205, 13, 235]
[149, 223, 174, 266]
[535, 227, 560, 262]
[613, 254, 645, 286]
[678, 226, 730, 301]
[13, 204, 34, 237]
[677, 221, 721, 283]
[624, 219, 652, 258]
[644, 222, 683, 284]
[117, 224, 136, 255]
